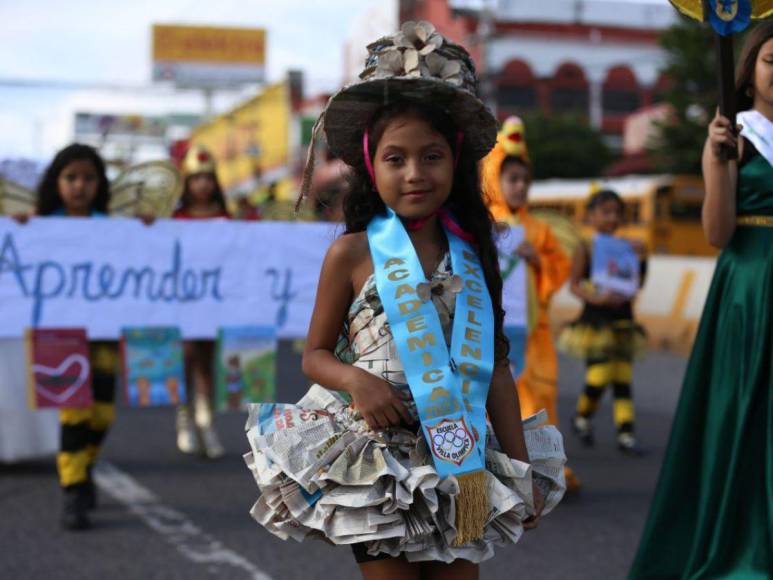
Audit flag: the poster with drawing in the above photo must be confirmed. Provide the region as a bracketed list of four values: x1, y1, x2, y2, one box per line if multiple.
[25, 328, 93, 409]
[215, 326, 277, 411]
[121, 327, 186, 407]
[591, 234, 639, 298]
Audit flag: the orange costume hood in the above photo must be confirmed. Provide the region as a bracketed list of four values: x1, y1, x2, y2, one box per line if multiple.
[482, 116, 529, 223]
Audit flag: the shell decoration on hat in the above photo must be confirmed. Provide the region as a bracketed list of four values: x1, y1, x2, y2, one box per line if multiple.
[363, 21, 463, 86]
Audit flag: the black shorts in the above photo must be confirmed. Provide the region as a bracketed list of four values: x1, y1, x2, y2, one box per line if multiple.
[350, 543, 393, 564]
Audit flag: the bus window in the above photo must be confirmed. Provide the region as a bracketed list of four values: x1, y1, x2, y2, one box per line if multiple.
[655, 186, 671, 220]
[625, 202, 641, 224]
[670, 201, 702, 221]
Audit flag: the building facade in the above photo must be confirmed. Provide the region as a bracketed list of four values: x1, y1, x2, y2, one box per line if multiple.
[346, 0, 676, 146]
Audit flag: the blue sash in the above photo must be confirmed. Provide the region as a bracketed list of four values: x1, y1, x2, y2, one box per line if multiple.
[367, 208, 495, 479]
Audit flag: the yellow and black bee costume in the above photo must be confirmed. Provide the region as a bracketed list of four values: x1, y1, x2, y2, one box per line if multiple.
[559, 235, 647, 451]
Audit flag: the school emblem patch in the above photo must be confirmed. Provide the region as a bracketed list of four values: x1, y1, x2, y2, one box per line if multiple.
[715, 0, 739, 21]
[427, 417, 474, 466]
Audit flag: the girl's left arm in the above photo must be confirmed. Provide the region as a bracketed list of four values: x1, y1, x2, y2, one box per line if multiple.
[487, 359, 545, 527]
[486, 360, 529, 462]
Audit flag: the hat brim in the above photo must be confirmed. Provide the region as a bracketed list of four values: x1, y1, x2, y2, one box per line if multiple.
[323, 77, 497, 166]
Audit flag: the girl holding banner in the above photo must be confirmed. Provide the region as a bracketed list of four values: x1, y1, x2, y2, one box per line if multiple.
[243, 22, 565, 578]
[171, 145, 230, 459]
[33, 143, 119, 531]
[630, 21, 773, 578]
[559, 190, 647, 457]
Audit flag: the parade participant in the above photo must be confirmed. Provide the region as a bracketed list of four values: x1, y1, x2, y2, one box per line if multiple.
[630, 22, 773, 578]
[482, 117, 579, 492]
[34, 143, 118, 530]
[244, 22, 565, 579]
[558, 190, 647, 456]
[172, 144, 228, 459]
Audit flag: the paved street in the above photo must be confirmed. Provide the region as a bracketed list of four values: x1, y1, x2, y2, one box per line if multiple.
[1, 346, 688, 580]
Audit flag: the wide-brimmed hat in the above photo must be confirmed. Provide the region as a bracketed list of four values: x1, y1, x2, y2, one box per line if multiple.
[298, 21, 497, 206]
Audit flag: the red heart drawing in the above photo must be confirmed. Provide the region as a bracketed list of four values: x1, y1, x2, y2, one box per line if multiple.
[33, 353, 91, 404]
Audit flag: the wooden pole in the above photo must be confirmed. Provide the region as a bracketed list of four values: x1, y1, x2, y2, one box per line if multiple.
[716, 33, 738, 160]
[704, 0, 738, 160]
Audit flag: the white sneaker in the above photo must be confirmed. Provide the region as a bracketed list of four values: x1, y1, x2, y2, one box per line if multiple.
[176, 407, 200, 454]
[617, 433, 645, 457]
[200, 426, 225, 459]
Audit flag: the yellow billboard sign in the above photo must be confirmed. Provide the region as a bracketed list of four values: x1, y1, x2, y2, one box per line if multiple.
[152, 25, 266, 86]
[190, 81, 293, 200]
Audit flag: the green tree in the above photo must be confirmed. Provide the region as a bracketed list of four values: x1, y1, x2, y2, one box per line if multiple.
[648, 16, 743, 175]
[522, 113, 611, 179]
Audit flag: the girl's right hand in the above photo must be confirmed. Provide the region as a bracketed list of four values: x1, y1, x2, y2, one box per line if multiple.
[707, 111, 740, 161]
[349, 370, 413, 431]
[11, 213, 30, 224]
[137, 213, 156, 226]
[524, 482, 544, 530]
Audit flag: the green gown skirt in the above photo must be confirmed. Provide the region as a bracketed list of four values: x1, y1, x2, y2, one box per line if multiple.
[629, 222, 773, 579]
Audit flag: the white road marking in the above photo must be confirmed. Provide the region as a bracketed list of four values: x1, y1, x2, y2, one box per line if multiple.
[93, 461, 273, 580]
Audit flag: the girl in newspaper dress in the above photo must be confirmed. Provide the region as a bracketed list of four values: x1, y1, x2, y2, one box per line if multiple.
[244, 22, 565, 578]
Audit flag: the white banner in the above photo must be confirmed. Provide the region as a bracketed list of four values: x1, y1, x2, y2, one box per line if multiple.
[0, 218, 527, 339]
[0, 217, 338, 339]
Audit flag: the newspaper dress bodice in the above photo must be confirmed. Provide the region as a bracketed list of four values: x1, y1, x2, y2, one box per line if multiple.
[244, 251, 566, 563]
[335, 253, 457, 424]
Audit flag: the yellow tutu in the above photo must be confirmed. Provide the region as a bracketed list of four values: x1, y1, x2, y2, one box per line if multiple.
[558, 320, 647, 361]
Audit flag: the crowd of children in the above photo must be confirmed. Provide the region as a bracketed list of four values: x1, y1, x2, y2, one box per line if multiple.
[6, 15, 773, 580]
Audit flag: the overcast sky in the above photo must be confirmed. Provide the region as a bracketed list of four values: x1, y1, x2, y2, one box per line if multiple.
[0, 0, 662, 160]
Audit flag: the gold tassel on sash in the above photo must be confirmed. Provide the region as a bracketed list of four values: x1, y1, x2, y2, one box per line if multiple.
[453, 470, 489, 545]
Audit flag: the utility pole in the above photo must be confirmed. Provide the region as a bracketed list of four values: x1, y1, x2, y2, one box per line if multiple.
[477, 0, 497, 116]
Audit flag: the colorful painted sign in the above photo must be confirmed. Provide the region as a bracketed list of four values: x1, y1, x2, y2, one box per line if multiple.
[121, 327, 185, 407]
[215, 326, 276, 411]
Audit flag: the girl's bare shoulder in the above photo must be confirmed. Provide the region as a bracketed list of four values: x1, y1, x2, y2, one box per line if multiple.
[325, 232, 373, 294]
[324, 232, 371, 271]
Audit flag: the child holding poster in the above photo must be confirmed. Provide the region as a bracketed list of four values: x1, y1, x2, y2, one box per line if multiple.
[482, 117, 579, 492]
[171, 145, 229, 459]
[243, 22, 566, 578]
[33, 143, 119, 530]
[559, 189, 647, 456]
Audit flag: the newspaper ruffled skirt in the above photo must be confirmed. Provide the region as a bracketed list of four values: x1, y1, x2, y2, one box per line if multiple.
[245, 384, 566, 563]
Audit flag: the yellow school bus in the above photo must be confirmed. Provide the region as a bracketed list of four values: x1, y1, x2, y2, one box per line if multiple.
[527, 174, 717, 256]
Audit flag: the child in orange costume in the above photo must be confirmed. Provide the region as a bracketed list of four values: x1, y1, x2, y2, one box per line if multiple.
[483, 117, 579, 491]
